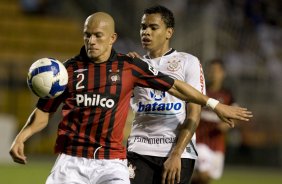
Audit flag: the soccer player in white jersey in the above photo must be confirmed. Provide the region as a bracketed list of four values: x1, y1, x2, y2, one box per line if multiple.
[127, 5, 205, 184]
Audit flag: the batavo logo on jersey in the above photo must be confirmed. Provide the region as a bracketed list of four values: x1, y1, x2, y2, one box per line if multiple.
[137, 89, 182, 113]
[76, 93, 116, 108]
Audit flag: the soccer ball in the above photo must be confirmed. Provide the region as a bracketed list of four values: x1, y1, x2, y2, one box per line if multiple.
[27, 58, 68, 99]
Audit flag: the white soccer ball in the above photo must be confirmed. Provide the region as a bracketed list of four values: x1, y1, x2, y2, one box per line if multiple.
[27, 58, 68, 99]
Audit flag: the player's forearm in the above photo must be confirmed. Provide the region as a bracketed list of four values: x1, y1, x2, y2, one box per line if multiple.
[169, 104, 201, 157]
[14, 108, 49, 143]
[170, 119, 198, 157]
[168, 79, 208, 106]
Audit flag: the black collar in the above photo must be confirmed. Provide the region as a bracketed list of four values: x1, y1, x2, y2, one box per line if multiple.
[145, 48, 175, 59]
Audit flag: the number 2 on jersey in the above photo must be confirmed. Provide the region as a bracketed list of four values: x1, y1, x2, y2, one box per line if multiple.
[76, 73, 85, 90]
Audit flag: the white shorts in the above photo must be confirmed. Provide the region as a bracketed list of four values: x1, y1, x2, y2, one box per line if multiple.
[194, 144, 224, 179]
[46, 153, 130, 184]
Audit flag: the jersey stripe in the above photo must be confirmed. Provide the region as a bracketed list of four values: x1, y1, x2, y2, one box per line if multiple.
[93, 63, 103, 158]
[105, 60, 124, 158]
[82, 63, 95, 158]
[103, 62, 114, 158]
[71, 62, 82, 156]
[131, 60, 173, 90]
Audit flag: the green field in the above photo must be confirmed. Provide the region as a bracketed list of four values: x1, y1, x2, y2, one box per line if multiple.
[0, 162, 52, 183]
[212, 166, 282, 184]
[0, 161, 281, 184]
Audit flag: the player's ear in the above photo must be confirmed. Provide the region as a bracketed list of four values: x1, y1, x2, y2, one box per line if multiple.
[110, 33, 117, 45]
[166, 28, 173, 40]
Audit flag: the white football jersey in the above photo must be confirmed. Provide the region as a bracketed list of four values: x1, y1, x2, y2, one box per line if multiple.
[128, 49, 206, 159]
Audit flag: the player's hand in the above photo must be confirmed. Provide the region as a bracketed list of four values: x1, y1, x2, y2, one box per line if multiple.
[9, 141, 27, 164]
[162, 153, 181, 184]
[214, 103, 253, 127]
[126, 52, 142, 59]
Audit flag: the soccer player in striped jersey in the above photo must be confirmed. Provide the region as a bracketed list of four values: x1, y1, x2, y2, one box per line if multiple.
[191, 59, 235, 184]
[9, 12, 252, 184]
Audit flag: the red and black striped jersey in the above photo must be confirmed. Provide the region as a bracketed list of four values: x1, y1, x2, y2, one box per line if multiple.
[196, 88, 234, 152]
[37, 46, 174, 159]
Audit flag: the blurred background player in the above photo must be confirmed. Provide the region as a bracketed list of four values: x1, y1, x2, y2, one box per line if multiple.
[191, 58, 236, 184]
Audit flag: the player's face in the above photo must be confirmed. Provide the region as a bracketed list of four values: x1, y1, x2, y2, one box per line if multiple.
[208, 63, 225, 84]
[140, 13, 172, 54]
[83, 20, 116, 62]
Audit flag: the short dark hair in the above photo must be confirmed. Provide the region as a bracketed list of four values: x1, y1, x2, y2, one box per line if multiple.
[144, 5, 175, 28]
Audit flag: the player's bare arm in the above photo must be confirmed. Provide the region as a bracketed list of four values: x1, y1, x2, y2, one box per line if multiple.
[168, 79, 253, 126]
[9, 108, 50, 164]
[162, 103, 201, 184]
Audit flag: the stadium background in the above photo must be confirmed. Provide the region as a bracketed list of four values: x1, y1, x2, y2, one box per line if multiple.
[0, 0, 281, 183]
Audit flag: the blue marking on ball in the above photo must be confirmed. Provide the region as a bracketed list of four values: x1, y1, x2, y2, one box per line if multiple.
[49, 80, 67, 96]
[30, 59, 60, 80]
[27, 58, 68, 98]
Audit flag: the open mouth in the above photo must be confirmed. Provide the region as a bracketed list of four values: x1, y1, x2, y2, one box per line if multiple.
[142, 37, 151, 45]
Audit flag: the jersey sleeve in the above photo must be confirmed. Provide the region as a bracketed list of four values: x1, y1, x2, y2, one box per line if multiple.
[184, 56, 206, 95]
[36, 92, 65, 112]
[131, 58, 174, 91]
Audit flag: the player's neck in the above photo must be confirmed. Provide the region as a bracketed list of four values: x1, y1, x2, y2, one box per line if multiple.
[147, 47, 171, 59]
[92, 49, 112, 63]
[209, 82, 223, 92]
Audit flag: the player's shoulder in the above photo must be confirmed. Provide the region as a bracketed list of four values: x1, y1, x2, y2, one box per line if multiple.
[174, 51, 200, 65]
[116, 52, 131, 60]
[62, 56, 80, 68]
[115, 52, 142, 64]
